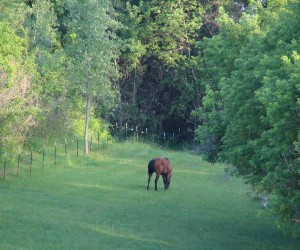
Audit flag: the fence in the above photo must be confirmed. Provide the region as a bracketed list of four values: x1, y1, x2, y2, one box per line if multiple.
[110, 122, 190, 143]
[0, 135, 106, 181]
[0, 125, 189, 181]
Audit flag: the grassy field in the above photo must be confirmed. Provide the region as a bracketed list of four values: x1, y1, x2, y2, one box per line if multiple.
[1, 141, 300, 249]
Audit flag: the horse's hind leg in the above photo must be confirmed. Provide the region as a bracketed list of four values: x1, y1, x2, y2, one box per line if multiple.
[147, 174, 152, 190]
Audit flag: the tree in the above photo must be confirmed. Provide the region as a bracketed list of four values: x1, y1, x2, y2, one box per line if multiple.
[252, 1, 300, 235]
[114, 0, 206, 137]
[195, 0, 300, 236]
[194, 4, 261, 161]
[0, 1, 39, 154]
[24, 0, 71, 143]
[64, 0, 120, 154]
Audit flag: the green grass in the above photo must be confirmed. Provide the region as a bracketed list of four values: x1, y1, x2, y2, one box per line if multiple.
[1, 141, 300, 249]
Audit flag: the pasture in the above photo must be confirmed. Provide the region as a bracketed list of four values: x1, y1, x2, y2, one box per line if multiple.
[0, 141, 299, 249]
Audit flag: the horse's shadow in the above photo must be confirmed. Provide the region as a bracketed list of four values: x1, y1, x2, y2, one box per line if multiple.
[123, 182, 167, 191]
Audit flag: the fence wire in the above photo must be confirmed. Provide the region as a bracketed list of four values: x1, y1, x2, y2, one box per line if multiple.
[0, 126, 187, 181]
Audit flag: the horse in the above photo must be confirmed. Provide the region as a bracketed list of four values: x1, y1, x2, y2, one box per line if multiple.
[147, 158, 172, 191]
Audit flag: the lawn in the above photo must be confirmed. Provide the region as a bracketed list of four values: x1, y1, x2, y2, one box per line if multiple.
[0, 141, 299, 249]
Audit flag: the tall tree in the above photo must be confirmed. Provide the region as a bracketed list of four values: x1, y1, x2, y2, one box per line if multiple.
[252, 1, 300, 235]
[65, 0, 120, 154]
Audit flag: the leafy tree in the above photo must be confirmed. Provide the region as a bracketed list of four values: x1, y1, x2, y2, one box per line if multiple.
[24, 0, 71, 143]
[64, 0, 121, 154]
[114, 0, 250, 139]
[194, 4, 261, 161]
[252, 1, 300, 236]
[0, 1, 38, 154]
[195, 0, 300, 236]
[115, 0, 206, 137]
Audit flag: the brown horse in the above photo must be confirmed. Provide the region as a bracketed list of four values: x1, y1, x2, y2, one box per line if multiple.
[147, 158, 172, 191]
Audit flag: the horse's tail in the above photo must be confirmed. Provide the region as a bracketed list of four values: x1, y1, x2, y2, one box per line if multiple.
[148, 159, 155, 175]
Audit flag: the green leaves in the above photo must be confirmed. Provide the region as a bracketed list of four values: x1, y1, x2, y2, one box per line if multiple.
[65, 0, 120, 90]
[195, 0, 300, 236]
[1, 0, 122, 154]
[0, 20, 38, 154]
[115, 0, 206, 133]
[0, 22, 26, 87]
[63, 0, 121, 153]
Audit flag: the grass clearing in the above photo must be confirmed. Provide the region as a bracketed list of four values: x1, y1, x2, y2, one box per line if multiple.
[1, 141, 299, 249]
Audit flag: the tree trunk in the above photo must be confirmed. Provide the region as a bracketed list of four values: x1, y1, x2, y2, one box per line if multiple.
[84, 94, 90, 155]
[133, 66, 137, 105]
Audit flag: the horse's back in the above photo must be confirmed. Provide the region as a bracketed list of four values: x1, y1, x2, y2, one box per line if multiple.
[164, 158, 172, 173]
[164, 158, 172, 172]
[153, 157, 171, 174]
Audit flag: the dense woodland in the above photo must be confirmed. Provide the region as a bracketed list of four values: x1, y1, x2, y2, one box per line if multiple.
[1, 0, 300, 237]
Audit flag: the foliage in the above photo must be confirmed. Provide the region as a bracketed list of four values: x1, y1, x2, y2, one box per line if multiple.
[113, 0, 252, 138]
[71, 108, 111, 141]
[194, 0, 300, 236]
[1, 0, 120, 154]
[64, 0, 121, 153]
[114, 0, 206, 135]
[24, 0, 71, 146]
[0, 17, 39, 155]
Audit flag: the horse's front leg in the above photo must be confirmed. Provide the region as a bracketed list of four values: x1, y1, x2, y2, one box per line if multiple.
[155, 174, 160, 191]
[147, 174, 152, 190]
[162, 174, 167, 188]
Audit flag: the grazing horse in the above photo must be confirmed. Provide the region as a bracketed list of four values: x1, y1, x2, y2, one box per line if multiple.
[147, 158, 172, 191]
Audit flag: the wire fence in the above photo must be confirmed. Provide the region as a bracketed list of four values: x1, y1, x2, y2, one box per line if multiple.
[0, 135, 107, 181]
[0, 125, 189, 181]
[110, 122, 190, 144]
